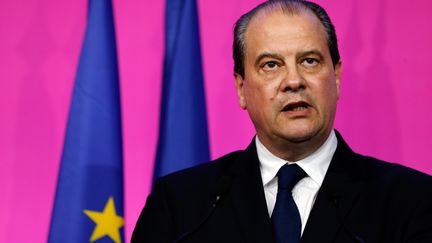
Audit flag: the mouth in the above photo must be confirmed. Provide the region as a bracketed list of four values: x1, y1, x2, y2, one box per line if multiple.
[282, 101, 311, 112]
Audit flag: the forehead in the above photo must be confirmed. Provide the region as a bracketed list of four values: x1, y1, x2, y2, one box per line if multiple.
[244, 10, 328, 55]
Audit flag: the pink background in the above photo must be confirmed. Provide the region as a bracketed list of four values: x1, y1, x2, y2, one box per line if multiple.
[1, 0, 431, 242]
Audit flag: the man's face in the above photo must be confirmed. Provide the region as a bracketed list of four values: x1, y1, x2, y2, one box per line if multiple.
[235, 10, 341, 159]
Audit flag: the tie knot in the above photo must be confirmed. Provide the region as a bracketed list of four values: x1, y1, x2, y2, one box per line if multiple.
[277, 164, 306, 191]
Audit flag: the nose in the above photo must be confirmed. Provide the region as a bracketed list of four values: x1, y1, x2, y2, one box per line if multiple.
[279, 66, 305, 93]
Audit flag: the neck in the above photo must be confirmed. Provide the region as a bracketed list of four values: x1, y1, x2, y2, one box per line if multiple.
[257, 130, 332, 162]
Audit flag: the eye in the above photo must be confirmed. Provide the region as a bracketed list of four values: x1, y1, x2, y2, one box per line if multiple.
[262, 61, 279, 71]
[302, 58, 319, 67]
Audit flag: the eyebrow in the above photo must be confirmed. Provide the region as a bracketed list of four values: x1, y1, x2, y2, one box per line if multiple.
[298, 50, 325, 60]
[254, 52, 284, 67]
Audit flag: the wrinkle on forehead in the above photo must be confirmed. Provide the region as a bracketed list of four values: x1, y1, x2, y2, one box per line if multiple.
[244, 6, 327, 56]
[249, 2, 312, 27]
[250, 8, 321, 34]
[245, 10, 327, 57]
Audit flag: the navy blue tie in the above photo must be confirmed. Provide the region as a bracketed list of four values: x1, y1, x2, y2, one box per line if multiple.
[271, 164, 306, 243]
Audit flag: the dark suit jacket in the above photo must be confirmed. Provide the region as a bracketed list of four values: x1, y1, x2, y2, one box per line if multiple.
[132, 133, 432, 243]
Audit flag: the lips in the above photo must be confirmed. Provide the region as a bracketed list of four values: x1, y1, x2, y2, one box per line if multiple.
[282, 101, 311, 112]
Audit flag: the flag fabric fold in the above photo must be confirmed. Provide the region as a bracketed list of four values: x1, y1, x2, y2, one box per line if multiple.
[48, 0, 124, 242]
[154, 0, 210, 179]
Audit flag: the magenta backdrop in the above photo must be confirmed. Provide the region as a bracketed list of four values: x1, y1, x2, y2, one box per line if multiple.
[1, 0, 431, 242]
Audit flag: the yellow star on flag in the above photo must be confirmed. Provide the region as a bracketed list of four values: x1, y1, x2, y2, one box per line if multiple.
[84, 196, 124, 243]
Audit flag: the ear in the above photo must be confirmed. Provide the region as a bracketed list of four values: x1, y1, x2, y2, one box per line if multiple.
[334, 61, 342, 99]
[234, 73, 247, 109]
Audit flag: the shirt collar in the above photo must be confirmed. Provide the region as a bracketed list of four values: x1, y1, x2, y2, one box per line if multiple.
[256, 130, 338, 187]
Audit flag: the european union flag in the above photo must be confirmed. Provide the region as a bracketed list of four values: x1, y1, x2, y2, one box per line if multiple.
[48, 0, 124, 242]
[154, 0, 210, 179]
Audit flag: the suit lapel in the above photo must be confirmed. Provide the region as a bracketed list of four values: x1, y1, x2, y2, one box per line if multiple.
[301, 132, 366, 243]
[228, 140, 275, 243]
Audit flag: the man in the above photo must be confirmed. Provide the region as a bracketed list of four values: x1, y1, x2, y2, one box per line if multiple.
[132, 1, 432, 242]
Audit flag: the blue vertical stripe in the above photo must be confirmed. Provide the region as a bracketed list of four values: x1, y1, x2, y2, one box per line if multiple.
[48, 0, 124, 242]
[154, 0, 210, 179]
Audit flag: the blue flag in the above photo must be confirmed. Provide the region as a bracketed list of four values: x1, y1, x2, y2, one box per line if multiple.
[48, 0, 124, 242]
[154, 0, 210, 179]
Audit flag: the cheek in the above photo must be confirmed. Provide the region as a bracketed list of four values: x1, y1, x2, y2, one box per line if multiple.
[308, 75, 339, 108]
[243, 82, 276, 117]
[244, 79, 273, 102]
[319, 81, 339, 114]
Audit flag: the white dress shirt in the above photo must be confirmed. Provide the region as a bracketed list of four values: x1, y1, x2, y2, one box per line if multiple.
[256, 130, 337, 235]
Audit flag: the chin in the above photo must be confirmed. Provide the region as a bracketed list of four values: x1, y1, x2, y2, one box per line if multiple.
[284, 134, 314, 143]
[279, 127, 320, 144]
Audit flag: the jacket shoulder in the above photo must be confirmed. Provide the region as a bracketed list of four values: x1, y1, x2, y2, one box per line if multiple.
[160, 150, 243, 185]
[153, 150, 245, 211]
[351, 154, 432, 208]
[359, 154, 432, 186]
[131, 150, 245, 242]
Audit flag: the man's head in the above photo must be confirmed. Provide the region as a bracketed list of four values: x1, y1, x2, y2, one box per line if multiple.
[233, 0, 342, 161]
